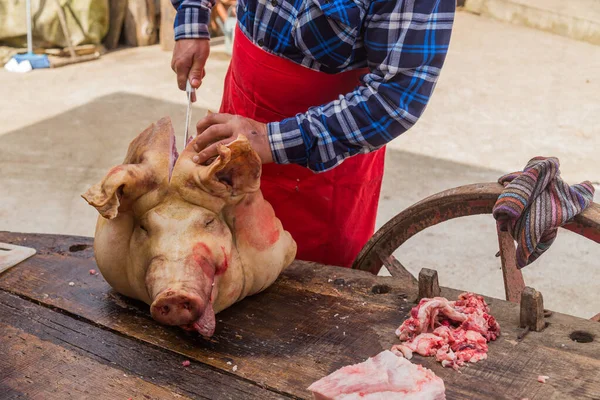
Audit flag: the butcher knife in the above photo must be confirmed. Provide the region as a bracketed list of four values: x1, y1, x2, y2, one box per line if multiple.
[184, 80, 196, 151]
[0, 242, 36, 274]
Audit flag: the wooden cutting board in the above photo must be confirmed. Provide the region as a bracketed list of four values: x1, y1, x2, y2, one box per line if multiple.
[0, 242, 36, 274]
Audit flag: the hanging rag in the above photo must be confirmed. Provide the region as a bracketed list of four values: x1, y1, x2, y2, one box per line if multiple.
[492, 156, 595, 269]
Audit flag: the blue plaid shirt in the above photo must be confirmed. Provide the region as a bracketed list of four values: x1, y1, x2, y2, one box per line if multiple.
[172, 0, 455, 172]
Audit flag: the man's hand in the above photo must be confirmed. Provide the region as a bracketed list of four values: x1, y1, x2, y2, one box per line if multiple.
[171, 39, 210, 102]
[192, 113, 273, 165]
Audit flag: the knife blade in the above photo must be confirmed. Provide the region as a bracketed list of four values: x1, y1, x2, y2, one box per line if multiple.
[184, 80, 195, 150]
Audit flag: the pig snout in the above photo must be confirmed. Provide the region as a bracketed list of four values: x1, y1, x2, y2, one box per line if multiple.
[150, 289, 205, 326]
[144, 242, 225, 337]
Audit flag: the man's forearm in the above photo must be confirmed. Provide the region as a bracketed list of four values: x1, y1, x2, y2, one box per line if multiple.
[267, 0, 455, 173]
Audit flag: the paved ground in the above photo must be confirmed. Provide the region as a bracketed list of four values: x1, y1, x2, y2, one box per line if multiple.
[1, 12, 598, 318]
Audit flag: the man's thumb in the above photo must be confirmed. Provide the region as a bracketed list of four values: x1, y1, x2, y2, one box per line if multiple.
[189, 58, 205, 89]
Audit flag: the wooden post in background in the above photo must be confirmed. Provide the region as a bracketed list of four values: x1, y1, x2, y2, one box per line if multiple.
[160, 0, 177, 51]
[124, 0, 158, 46]
[104, 0, 128, 49]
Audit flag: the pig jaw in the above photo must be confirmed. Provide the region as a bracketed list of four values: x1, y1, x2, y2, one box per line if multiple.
[145, 257, 217, 337]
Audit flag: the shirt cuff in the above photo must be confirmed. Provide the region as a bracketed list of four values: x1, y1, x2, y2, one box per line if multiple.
[267, 116, 310, 167]
[173, 4, 212, 40]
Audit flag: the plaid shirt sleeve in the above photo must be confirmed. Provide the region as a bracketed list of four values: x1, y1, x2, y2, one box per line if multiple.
[267, 0, 455, 172]
[171, 0, 215, 40]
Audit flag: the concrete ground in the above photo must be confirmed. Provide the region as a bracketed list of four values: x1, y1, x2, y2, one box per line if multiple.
[1, 12, 599, 318]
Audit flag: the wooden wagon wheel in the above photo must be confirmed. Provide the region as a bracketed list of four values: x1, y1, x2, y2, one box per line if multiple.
[352, 182, 600, 307]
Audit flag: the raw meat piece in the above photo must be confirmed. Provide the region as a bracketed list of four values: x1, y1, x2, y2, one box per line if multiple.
[538, 375, 549, 383]
[308, 350, 445, 400]
[393, 293, 500, 370]
[82, 117, 296, 337]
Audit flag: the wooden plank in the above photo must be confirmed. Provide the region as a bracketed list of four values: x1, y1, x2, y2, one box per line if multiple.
[0, 241, 35, 273]
[49, 53, 101, 69]
[45, 44, 102, 57]
[0, 291, 287, 400]
[0, 326, 189, 399]
[124, 0, 158, 46]
[1, 232, 600, 399]
[0, 254, 401, 398]
[104, 0, 128, 50]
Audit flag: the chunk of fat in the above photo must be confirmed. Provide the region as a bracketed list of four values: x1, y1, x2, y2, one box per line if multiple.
[308, 350, 445, 400]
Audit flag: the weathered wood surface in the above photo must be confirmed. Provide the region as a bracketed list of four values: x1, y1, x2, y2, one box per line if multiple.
[0, 290, 283, 399]
[1, 232, 600, 399]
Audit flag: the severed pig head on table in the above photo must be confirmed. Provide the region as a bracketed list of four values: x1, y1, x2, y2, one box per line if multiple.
[82, 117, 296, 337]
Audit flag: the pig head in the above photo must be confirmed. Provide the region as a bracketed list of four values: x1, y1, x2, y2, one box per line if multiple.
[82, 117, 296, 337]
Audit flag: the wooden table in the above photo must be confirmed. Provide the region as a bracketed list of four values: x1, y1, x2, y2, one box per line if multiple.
[1, 232, 599, 400]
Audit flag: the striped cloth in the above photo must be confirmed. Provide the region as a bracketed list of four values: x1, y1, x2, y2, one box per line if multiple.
[492, 157, 595, 269]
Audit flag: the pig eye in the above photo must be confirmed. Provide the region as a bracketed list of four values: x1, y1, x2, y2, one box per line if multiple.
[205, 218, 215, 227]
[139, 223, 148, 233]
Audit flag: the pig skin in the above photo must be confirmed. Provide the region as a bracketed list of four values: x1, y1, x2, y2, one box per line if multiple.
[308, 350, 446, 400]
[82, 117, 297, 336]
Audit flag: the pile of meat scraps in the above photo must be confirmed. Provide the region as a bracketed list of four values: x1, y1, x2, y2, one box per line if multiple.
[308, 350, 446, 400]
[392, 292, 500, 370]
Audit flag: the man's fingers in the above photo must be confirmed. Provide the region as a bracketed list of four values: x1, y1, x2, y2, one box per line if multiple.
[193, 139, 234, 165]
[172, 39, 209, 92]
[190, 69, 205, 102]
[189, 58, 205, 89]
[193, 124, 233, 152]
[176, 65, 191, 91]
[196, 113, 234, 136]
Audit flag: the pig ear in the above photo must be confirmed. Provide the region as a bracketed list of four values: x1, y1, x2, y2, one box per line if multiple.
[198, 135, 261, 197]
[82, 165, 157, 219]
[82, 117, 174, 219]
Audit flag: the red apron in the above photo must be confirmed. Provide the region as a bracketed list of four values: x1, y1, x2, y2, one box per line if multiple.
[220, 26, 385, 267]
